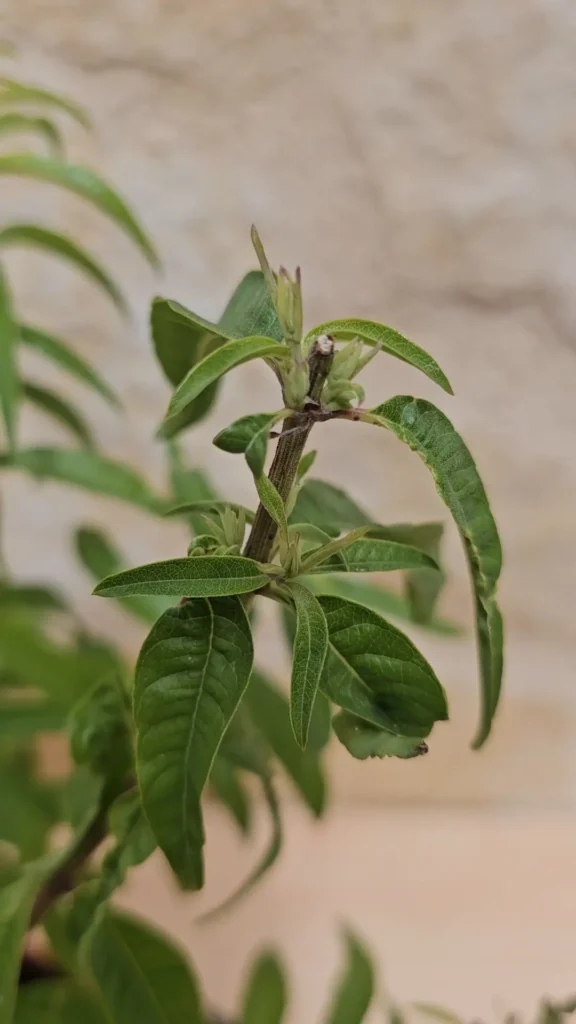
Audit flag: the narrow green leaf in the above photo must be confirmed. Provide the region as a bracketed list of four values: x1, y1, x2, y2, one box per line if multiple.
[284, 582, 329, 749]
[20, 325, 120, 407]
[0, 76, 90, 128]
[0, 155, 158, 266]
[246, 672, 327, 814]
[305, 318, 453, 394]
[324, 930, 375, 1024]
[412, 1003, 465, 1024]
[3, 447, 164, 512]
[296, 448, 317, 483]
[332, 711, 428, 760]
[298, 526, 370, 573]
[0, 225, 127, 314]
[0, 581, 67, 615]
[289, 522, 335, 553]
[94, 555, 268, 600]
[305, 537, 439, 575]
[134, 597, 254, 889]
[0, 265, 19, 451]
[23, 380, 94, 448]
[0, 861, 53, 1023]
[165, 500, 254, 524]
[366, 396, 503, 747]
[75, 526, 170, 624]
[218, 269, 282, 341]
[210, 755, 252, 835]
[159, 336, 288, 440]
[318, 596, 448, 737]
[0, 112, 62, 154]
[82, 910, 205, 1023]
[15, 979, 110, 1024]
[241, 951, 288, 1024]
[289, 479, 370, 536]
[255, 475, 288, 545]
[213, 411, 283, 478]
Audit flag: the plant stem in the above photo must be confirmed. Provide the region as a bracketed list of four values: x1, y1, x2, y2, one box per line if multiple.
[244, 337, 334, 564]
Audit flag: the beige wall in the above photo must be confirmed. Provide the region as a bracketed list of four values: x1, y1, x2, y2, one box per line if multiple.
[4, 1, 576, 1016]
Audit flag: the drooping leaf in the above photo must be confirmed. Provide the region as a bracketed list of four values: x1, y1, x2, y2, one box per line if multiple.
[324, 930, 375, 1024]
[2, 447, 165, 513]
[0, 224, 127, 314]
[0, 155, 158, 266]
[23, 381, 94, 448]
[20, 325, 119, 406]
[213, 411, 283, 478]
[305, 318, 453, 394]
[0, 77, 90, 128]
[284, 582, 328, 749]
[246, 672, 327, 815]
[241, 951, 288, 1024]
[134, 597, 254, 889]
[332, 711, 429, 760]
[289, 479, 370, 536]
[365, 396, 503, 747]
[14, 979, 110, 1024]
[210, 755, 252, 835]
[318, 596, 448, 737]
[0, 265, 19, 451]
[255, 475, 288, 546]
[68, 676, 132, 785]
[303, 537, 439, 575]
[75, 526, 170, 624]
[0, 860, 53, 1023]
[82, 909, 205, 1023]
[159, 336, 288, 440]
[94, 555, 268, 600]
[0, 112, 63, 154]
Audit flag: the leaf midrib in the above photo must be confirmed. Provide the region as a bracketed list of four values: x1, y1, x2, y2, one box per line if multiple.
[181, 598, 214, 862]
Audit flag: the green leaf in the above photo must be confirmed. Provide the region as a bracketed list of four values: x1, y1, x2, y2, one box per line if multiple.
[0, 155, 158, 266]
[241, 951, 288, 1024]
[166, 445, 221, 535]
[213, 411, 283, 478]
[0, 750, 60, 860]
[165, 500, 254, 524]
[412, 1003, 465, 1024]
[68, 676, 132, 784]
[0, 112, 63, 154]
[304, 537, 439, 575]
[0, 76, 90, 128]
[305, 318, 453, 394]
[0, 265, 19, 451]
[218, 269, 282, 341]
[324, 930, 375, 1024]
[0, 860, 53, 1023]
[255, 475, 288, 545]
[151, 298, 229, 387]
[97, 790, 156, 903]
[0, 695, 66, 738]
[284, 582, 328, 749]
[318, 596, 448, 737]
[75, 526, 170, 624]
[0, 612, 85, 704]
[134, 597, 254, 889]
[0, 225, 127, 314]
[369, 522, 446, 625]
[210, 755, 252, 835]
[94, 555, 268, 600]
[82, 909, 205, 1023]
[3, 447, 164, 513]
[289, 479, 370, 536]
[23, 381, 94, 448]
[297, 526, 370, 573]
[296, 448, 317, 483]
[332, 711, 429, 760]
[366, 396, 503, 747]
[0, 581, 67, 614]
[159, 336, 288, 440]
[15, 980, 110, 1024]
[20, 325, 120, 407]
[245, 672, 327, 815]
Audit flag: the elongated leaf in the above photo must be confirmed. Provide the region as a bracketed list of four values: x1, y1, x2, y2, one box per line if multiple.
[15, 979, 110, 1024]
[0, 76, 90, 128]
[218, 269, 283, 341]
[24, 380, 94, 447]
[2, 447, 164, 512]
[214, 411, 282, 478]
[332, 711, 428, 760]
[20, 325, 119, 406]
[365, 396, 503, 746]
[0, 861, 52, 1023]
[241, 951, 288, 1024]
[97, 790, 156, 903]
[284, 582, 328, 749]
[151, 298, 229, 386]
[0, 581, 67, 614]
[0, 155, 158, 266]
[306, 537, 439, 575]
[210, 755, 252, 835]
[318, 596, 447, 737]
[255, 475, 288, 545]
[159, 336, 288, 440]
[75, 526, 170, 624]
[0, 110, 62, 151]
[298, 526, 370, 572]
[324, 930, 375, 1024]
[134, 597, 253, 888]
[82, 910, 205, 1023]
[412, 1004, 465, 1024]
[304, 574, 460, 635]
[94, 555, 268, 600]
[165, 500, 254, 524]
[0, 265, 19, 451]
[305, 318, 453, 394]
[0, 695, 66, 737]
[296, 448, 317, 483]
[0, 225, 127, 314]
[245, 673, 326, 815]
[68, 676, 132, 785]
[290, 479, 370, 536]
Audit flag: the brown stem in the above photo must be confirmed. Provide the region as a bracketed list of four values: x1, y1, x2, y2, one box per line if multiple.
[244, 338, 334, 564]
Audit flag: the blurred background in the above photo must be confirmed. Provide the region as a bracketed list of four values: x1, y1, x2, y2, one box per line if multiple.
[2, 0, 576, 1020]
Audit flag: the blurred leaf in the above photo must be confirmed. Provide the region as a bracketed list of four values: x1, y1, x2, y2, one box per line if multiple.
[0, 264, 19, 451]
[24, 380, 94, 448]
[20, 325, 120, 407]
[369, 523, 446, 625]
[0, 749, 60, 860]
[290, 479, 370, 537]
[0, 154, 158, 266]
[167, 443, 219, 535]
[0, 859, 54, 1023]
[241, 951, 288, 1024]
[0, 225, 128, 314]
[412, 1003, 465, 1024]
[0, 695, 66, 738]
[332, 711, 428, 760]
[96, 790, 156, 904]
[0, 111, 63, 154]
[210, 755, 252, 835]
[0, 580, 67, 614]
[0, 76, 90, 128]
[0, 612, 85, 703]
[75, 526, 170, 625]
[165, 500, 254, 525]
[94, 555, 269, 599]
[324, 930, 375, 1024]
[68, 676, 132, 785]
[15, 979, 110, 1024]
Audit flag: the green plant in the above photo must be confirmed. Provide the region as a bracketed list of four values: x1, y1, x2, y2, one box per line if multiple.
[0, 63, 505, 1022]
